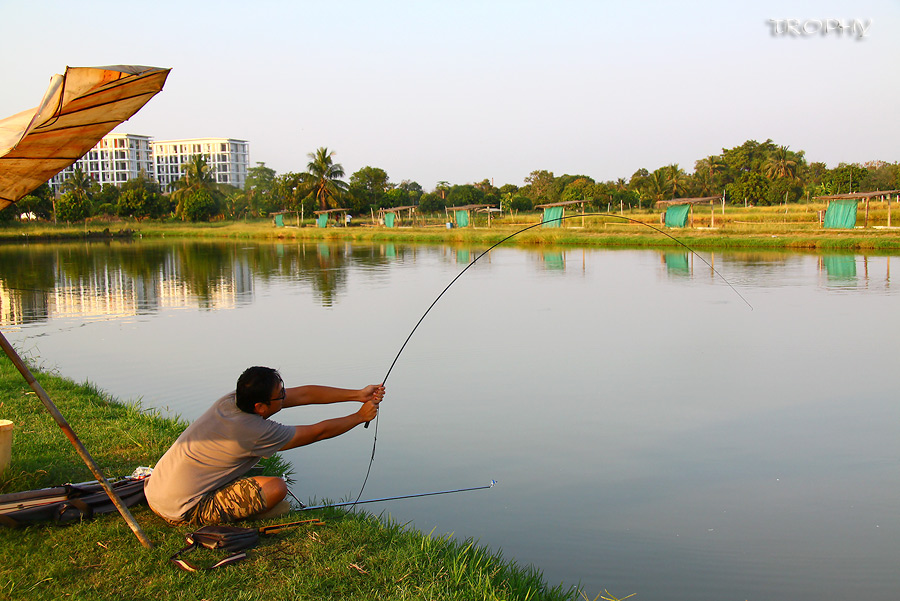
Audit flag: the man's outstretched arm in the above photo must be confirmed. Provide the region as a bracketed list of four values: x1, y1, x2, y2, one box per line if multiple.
[280, 400, 379, 450]
[283, 384, 384, 408]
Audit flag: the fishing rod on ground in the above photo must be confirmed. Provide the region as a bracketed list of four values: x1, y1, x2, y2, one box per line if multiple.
[286, 480, 496, 512]
[349, 212, 753, 506]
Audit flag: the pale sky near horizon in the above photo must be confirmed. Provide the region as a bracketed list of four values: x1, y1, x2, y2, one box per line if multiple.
[1, 0, 897, 190]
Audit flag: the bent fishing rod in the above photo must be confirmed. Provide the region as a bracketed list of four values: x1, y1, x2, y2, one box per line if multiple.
[352, 212, 752, 505]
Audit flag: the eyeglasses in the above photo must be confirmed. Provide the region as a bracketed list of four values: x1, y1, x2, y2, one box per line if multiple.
[271, 386, 286, 403]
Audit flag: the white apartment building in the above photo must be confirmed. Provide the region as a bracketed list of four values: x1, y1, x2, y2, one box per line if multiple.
[48, 134, 250, 194]
[152, 138, 250, 190]
[49, 133, 154, 192]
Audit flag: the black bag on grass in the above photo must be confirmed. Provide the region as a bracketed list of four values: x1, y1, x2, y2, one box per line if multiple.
[169, 519, 324, 572]
[170, 525, 260, 572]
[0, 477, 146, 528]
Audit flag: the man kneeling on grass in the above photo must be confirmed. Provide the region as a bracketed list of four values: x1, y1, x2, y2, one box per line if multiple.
[145, 366, 384, 526]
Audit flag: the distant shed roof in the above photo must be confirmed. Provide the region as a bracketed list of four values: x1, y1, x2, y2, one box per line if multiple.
[534, 200, 587, 209]
[814, 190, 900, 201]
[655, 196, 722, 208]
[448, 204, 492, 211]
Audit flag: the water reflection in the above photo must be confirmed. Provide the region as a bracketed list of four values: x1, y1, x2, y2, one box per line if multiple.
[0, 241, 411, 325]
[3, 242, 897, 329]
[663, 251, 690, 275]
[542, 252, 566, 271]
[821, 254, 857, 281]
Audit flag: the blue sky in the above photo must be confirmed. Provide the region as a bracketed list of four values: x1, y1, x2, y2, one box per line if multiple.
[1, 0, 897, 189]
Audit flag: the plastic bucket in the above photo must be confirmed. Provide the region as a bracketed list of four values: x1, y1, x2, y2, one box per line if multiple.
[0, 420, 12, 474]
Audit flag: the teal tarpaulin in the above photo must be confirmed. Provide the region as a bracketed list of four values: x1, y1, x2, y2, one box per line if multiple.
[542, 205, 564, 228]
[384, 212, 396, 228]
[317, 214, 328, 228]
[823, 199, 858, 229]
[274, 214, 284, 227]
[455, 210, 469, 227]
[664, 204, 691, 228]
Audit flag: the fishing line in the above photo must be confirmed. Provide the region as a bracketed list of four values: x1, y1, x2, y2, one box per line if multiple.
[350, 212, 752, 507]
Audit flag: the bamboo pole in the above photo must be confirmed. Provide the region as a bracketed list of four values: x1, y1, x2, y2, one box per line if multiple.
[0, 331, 153, 549]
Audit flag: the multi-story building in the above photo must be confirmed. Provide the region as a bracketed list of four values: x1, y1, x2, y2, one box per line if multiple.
[152, 138, 250, 191]
[49, 133, 154, 193]
[47, 134, 250, 194]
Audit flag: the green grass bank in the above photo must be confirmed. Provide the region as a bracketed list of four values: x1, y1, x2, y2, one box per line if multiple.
[0, 354, 582, 601]
[2, 204, 900, 251]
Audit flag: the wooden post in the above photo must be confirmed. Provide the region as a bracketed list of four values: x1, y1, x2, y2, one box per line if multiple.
[865, 197, 870, 228]
[710, 204, 715, 228]
[689, 204, 694, 228]
[890, 194, 894, 228]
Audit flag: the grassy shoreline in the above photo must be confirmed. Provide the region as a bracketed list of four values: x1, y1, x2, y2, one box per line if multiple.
[0, 355, 580, 601]
[2, 204, 900, 252]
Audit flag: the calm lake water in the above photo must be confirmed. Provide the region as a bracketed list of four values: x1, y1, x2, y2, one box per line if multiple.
[1, 239, 898, 600]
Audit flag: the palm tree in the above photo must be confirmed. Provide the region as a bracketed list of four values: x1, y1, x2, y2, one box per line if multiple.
[665, 164, 689, 198]
[436, 181, 450, 201]
[763, 146, 798, 180]
[297, 147, 348, 210]
[170, 154, 219, 218]
[644, 168, 671, 204]
[694, 155, 726, 195]
[61, 166, 98, 203]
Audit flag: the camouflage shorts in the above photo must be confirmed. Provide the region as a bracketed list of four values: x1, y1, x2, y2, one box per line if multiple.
[183, 477, 267, 526]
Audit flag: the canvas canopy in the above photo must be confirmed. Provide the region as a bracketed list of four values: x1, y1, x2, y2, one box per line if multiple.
[0, 65, 170, 209]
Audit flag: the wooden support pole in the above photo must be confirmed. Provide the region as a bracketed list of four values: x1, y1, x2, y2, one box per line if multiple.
[889, 194, 894, 228]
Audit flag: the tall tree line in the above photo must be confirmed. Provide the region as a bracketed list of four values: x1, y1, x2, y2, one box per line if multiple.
[5, 139, 898, 222]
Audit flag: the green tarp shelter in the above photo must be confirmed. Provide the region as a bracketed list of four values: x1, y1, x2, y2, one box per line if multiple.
[534, 200, 588, 229]
[317, 213, 328, 228]
[664, 204, 691, 228]
[274, 214, 284, 227]
[823, 199, 858, 229]
[384, 212, 396, 228]
[541, 205, 564, 228]
[454, 210, 469, 228]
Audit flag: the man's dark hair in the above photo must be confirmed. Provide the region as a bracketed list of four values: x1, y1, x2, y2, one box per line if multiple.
[236, 366, 282, 414]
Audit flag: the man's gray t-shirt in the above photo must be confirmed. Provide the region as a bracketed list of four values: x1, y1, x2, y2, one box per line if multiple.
[144, 392, 295, 522]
